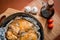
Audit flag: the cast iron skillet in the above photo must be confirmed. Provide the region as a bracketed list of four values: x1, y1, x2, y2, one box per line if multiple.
[0, 12, 44, 40]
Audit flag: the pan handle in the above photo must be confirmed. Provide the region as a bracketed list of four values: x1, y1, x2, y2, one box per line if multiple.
[0, 15, 6, 27]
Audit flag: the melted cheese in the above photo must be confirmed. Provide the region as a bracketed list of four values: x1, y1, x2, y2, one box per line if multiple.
[6, 19, 38, 40]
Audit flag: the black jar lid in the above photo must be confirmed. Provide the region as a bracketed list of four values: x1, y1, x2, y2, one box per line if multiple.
[40, 6, 54, 19]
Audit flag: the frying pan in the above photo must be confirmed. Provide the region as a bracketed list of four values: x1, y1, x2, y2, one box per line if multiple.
[0, 12, 44, 40]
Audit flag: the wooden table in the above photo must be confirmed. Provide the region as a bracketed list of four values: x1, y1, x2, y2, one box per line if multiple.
[0, 0, 60, 40]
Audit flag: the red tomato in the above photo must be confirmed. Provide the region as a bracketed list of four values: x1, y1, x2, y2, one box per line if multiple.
[48, 23, 53, 29]
[48, 19, 53, 23]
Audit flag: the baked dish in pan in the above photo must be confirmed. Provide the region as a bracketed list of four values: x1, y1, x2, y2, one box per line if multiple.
[0, 12, 44, 40]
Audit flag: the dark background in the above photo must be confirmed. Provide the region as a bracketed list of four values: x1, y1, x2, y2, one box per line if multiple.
[0, 0, 60, 15]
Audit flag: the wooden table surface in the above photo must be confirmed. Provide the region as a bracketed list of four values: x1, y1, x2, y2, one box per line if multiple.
[0, 0, 60, 40]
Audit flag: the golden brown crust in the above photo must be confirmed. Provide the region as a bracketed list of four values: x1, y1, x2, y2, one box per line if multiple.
[6, 19, 38, 40]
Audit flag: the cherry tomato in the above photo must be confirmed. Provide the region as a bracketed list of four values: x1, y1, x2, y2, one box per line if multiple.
[48, 19, 53, 23]
[48, 23, 53, 29]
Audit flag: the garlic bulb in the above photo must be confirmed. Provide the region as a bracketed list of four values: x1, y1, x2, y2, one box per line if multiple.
[24, 6, 31, 13]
